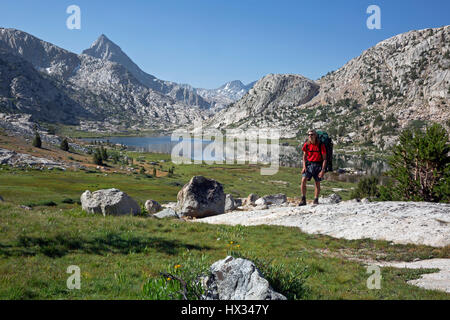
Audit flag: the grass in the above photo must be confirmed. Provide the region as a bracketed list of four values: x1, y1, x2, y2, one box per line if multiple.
[0, 145, 448, 300]
[0, 160, 355, 207]
[0, 202, 448, 300]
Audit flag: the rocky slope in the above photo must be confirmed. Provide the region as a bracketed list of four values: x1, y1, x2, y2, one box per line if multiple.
[0, 49, 90, 123]
[0, 28, 207, 129]
[207, 74, 319, 134]
[208, 26, 450, 148]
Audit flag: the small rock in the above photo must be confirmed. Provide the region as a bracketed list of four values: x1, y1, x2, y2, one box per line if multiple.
[254, 197, 267, 206]
[224, 194, 236, 212]
[319, 193, 342, 204]
[243, 193, 259, 206]
[154, 208, 180, 219]
[204, 256, 286, 300]
[260, 194, 287, 205]
[19, 205, 32, 210]
[145, 199, 162, 213]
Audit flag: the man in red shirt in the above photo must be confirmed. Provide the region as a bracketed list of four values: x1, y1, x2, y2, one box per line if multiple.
[299, 130, 327, 206]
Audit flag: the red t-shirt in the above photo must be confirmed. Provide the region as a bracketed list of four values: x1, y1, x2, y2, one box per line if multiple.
[302, 142, 326, 162]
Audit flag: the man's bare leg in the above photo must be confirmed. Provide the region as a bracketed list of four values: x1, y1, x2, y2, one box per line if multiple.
[314, 181, 321, 204]
[299, 177, 308, 206]
[301, 177, 307, 197]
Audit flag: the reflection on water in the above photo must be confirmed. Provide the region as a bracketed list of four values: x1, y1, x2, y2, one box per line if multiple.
[333, 153, 390, 176]
[83, 136, 216, 161]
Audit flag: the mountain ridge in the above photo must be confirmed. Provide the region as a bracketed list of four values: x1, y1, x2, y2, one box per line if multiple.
[82, 34, 254, 110]
[207, 25, 450, 149]
[0, 28, 207, 129]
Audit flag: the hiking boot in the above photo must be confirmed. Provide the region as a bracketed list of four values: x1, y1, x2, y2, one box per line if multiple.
[313, 198, 319, 205]
[298, 196, 307, 206]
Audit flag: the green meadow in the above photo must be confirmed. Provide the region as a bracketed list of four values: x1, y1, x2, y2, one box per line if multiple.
[0, 155, 449, 300]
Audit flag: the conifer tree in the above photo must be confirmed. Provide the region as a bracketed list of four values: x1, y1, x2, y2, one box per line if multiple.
[382, 123, 449, 202]
[32, 132, 42, 148]
[60, 138, 69, 152]
[93, 148, 103, 165]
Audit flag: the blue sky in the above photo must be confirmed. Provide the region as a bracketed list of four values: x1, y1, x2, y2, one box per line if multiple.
[1, 0, 449, 88]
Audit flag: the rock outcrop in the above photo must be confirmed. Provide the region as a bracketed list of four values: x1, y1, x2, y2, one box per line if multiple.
[0, 147, 63, 169]
[203, 256, 286, 300]
[80, 188, 141, 216]
[197, 201, 450, 247]
[176, 176, 225, 218]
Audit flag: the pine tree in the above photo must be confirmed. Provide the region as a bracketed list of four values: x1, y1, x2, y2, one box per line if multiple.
[93, 148, 103, 166]
[100, 147, 108, 161]
[60, 138, 69, 152]
[32, 132, 42, 148]
[382, 123, 450, 202]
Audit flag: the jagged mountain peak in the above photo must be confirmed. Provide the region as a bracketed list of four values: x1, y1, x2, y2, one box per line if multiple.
[83, 34, 130, 63]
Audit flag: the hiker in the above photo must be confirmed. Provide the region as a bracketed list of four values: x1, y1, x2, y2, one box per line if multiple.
[299, 129, 327, 206]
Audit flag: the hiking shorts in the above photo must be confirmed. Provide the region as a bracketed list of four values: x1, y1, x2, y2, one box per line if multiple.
[302, 162, 323, 182]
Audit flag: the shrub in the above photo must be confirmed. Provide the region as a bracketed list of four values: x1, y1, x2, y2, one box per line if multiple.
[32, 132, 42, 148]
[60, 138, 69, 152]
[41, 201, 57, 207]
[350, 176, 380, 200]
[384, 123, 450, 202]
